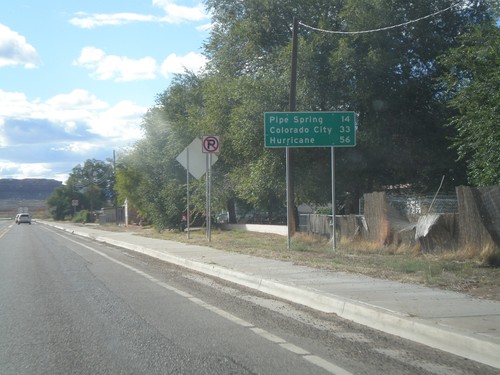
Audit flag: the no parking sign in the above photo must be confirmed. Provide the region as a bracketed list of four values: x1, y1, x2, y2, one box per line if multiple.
[202, 136, 220, 153]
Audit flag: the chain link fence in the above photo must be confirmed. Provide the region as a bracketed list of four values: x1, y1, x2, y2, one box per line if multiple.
[360, 193, 458, 221]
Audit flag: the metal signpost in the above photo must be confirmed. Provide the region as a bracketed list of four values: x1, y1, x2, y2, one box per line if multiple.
[202, 136, 220, 242]
[273, 18, 359, 251]
[176, 137, 218, 240]
[264, 111, 356, 251]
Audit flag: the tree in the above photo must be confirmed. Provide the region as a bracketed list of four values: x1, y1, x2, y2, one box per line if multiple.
[201, 0, 490, 206]
[67, 159, 114, 216]
[122, 0, 496, 230]
[438, 24, 500, 186]
[46, 185, 86, 221]
[115, 102, 195, 229]
[46, 159, 113, 221]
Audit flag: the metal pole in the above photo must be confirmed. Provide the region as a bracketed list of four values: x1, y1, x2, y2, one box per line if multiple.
[114, 150, 118, 225]
[331, 147, 336, 251]
[186, 147, 190, 239]
[286, 149, 291, 249]
[287, 16, 299, 249]
[208, 153, 212, 242]
[206, 153, 209, 240]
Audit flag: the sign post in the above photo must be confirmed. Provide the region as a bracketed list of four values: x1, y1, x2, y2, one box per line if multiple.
[202, 136, 220, 242]
[72, 199, 79, 218]
[176, 137, 218, 240]
[186, 147, 190, 238]
[264, 111, 356, 251]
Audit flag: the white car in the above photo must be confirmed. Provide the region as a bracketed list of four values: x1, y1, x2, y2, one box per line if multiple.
[17, 213, 31, 225]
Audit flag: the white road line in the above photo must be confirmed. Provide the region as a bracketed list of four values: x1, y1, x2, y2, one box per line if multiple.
[250, 327, 286, 343]
[47, 227, 353, 375]
[304, 355, 354, 375]
[0, 224, 12, 239]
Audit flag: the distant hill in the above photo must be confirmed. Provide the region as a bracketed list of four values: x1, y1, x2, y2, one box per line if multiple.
[0, 179, 62, 200]
[0, 179, 62, 217]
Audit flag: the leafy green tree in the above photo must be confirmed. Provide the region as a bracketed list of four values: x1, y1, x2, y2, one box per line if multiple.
[438, 24, 500, 186]
[115, 103, 194, 229]
[324, 0, 492, 195]
[46, 185, 86, 220]
[124, 0, 496, 230]
[115, 163, 143, 212]
[67, 159, 114, 215]
[201, 0, 491, 209]
[47, 159, 113, 221]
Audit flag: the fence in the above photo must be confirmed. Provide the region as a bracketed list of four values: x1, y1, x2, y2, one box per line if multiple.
[299, 186, 499, 257]
[359, 193, 458, 219]
[301, 193, 459, 240]
[299, 214, 367, 240]
[456, 186, 500, 253]
[98, 206, 126, 225]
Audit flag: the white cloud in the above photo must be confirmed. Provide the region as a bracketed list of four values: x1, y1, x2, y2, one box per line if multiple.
[196, 23, 213, 32]
[74, 46, 105, 65]
[41, 90, 110, 134]
[70, 1, 209, 29]
[0, 161, 17, 173]
[0, 90, 37, 119]
[0, 23, 39, 68]
[75, 47, 206, 81]
[46, 89, 108, 111]
[0, 89, 111, 136]
[16, 163, 52, 178]
[0, 161, 52, 179]
[0, 88, 148, 181]
[87, 100, 145, 141]
[69, 12, 156, 29]
[0, 118, 6, 147]
[153, 0, 208, 23]
[74, 47, 157, 82]
[160, 52, 207, 77]
[0, 88, 146, 147]
[51, 142, 100, 154]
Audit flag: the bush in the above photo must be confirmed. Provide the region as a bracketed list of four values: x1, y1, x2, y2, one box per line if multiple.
[72, 210, 91, 223]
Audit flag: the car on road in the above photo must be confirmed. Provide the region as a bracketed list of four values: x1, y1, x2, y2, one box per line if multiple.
[17, 213, 31, 225]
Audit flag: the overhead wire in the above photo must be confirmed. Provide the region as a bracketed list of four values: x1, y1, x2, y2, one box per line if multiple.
[298, 2, 465, 35]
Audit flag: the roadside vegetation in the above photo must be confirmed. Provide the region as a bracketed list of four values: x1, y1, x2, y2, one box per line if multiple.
[46, 0, 499, 231]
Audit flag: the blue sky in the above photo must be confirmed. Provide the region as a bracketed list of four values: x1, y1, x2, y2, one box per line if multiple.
[0, 0, 210, 182]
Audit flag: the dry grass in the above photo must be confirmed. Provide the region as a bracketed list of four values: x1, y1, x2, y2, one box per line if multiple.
[100, 225, 500, 301]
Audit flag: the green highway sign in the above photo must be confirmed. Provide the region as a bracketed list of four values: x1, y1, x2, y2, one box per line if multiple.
[264, 111, 356, 148]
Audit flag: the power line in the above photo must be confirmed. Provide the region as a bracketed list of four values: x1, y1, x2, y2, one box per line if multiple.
[299, 2, 464, 35]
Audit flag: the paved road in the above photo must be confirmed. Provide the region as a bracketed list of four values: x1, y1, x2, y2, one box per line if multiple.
[0, 221, 497, 374]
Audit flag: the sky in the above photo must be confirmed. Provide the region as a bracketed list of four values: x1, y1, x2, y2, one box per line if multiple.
[0, 0, 211, 182]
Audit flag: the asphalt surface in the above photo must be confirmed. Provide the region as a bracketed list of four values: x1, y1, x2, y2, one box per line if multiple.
[8, 220, 500, 370]
[2, 222, 347, 374]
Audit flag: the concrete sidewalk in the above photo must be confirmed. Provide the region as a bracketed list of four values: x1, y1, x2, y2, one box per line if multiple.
[41, 221, 500, 369]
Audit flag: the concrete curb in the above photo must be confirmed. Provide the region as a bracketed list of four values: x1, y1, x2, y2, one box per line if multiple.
[46, 222, 500, 369]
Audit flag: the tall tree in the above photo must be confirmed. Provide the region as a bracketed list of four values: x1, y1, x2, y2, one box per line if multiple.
[67, 159, 114, 215]
[202, 0, 491, 208]
[116, 96, 200, 229]
[438, 24, 500, 186]
[324, 0, 489, 194]
[124, 0, 496, 230]
[46, 185, 86, 221]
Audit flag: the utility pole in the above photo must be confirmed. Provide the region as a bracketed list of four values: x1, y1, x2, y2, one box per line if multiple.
[114, 150, 118, 225]
[286, 16, 299, 249]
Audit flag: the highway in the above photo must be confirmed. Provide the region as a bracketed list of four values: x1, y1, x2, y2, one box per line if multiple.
[0, 220, 496, 374]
